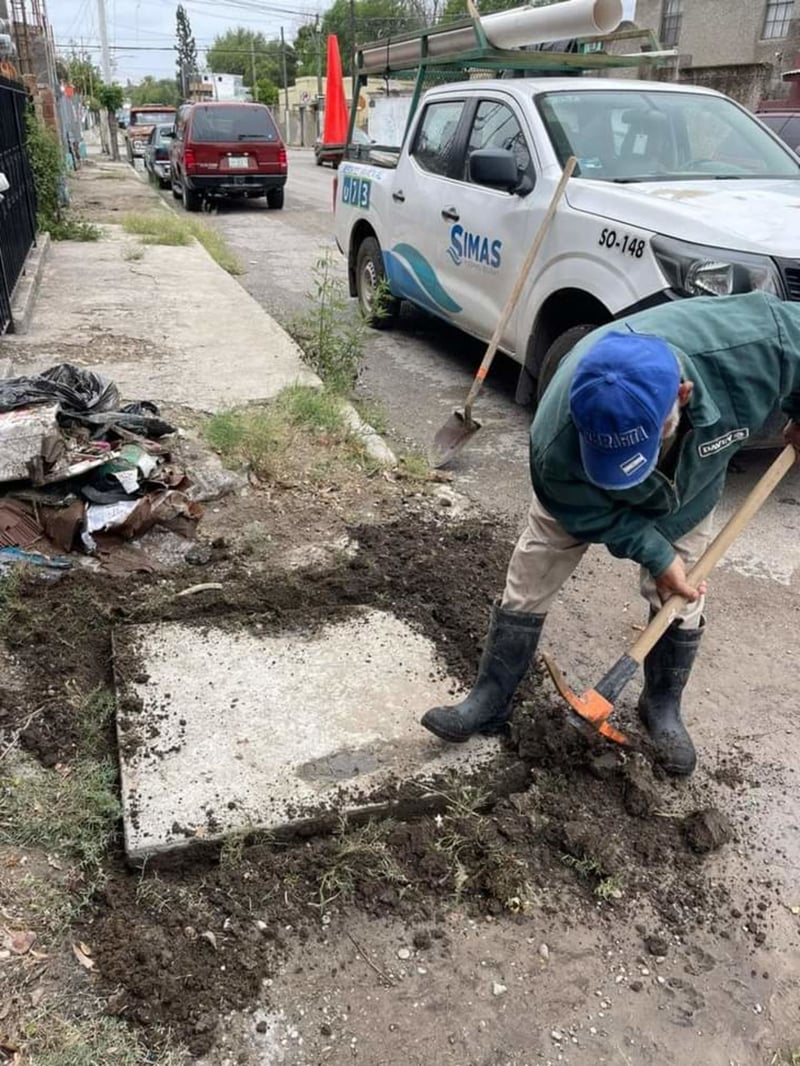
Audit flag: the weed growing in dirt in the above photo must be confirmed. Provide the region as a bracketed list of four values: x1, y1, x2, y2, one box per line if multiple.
[204, 406, 288, 480]
[204, 387, 366, 481]
[772, 1053, 800, 1066]
[398, 454, 434, 481]
[290, 251, 364, 393]
[122, 244, 144, 262]
[0, 568, 20, 625]
[317, 818, 407, 910]
[121, 213, 242, 274]
[561, 854, 623, 901]
[352, 397, 389, 436]
[49, 219, 102, 241]
[21, 1011, 184, 1066]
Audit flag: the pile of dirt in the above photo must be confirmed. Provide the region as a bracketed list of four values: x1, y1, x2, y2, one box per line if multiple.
[1, 504, 772, 1056]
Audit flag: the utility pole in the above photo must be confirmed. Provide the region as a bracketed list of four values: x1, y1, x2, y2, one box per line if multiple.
[280, 26, 289, 113]
[349, 0, 357, 103]
[97, 0, 111, 82]
[315, 14, 322, 139]
[250, 40, 258, 102]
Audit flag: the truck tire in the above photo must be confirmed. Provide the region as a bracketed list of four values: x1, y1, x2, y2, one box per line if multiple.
[182, 182, 201, 212]
[355, 236, 399, 329]
[171, 178, 181, 200]
[126, 142, 133, 165]
[536, 325, 597, 402]
[267, 187, 284, 209]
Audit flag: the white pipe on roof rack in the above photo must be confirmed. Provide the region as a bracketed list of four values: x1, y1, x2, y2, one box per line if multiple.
[358, 0, 623, 74]
[481, 0, 622, 49]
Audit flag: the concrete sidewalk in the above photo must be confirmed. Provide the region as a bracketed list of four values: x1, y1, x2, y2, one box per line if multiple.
[5, 222, 317, 413]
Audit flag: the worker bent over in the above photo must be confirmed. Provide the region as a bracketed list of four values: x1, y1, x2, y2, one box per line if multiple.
[422, 292, 800, 776]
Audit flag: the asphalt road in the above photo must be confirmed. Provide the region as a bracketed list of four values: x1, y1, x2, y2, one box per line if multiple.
[164, 149, 800, 588]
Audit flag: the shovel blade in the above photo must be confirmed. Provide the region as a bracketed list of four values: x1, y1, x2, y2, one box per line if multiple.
[430, 410, 482, 468]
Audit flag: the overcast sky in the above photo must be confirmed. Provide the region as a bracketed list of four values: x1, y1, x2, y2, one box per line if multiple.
[50, 0, 637, 85]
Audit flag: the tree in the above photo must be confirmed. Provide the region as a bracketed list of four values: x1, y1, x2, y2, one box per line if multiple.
[320, 0, 422, 74]
[294, 23, 321, 78]
[96, 83, 125, 161]
[176, 5, 198, 97]
[255, 78, 279, 105]
[64, 52, 101, 97]
[206, 28, 296, 92]
[440, 0, 524, 20]
[129, 75, 180, 107]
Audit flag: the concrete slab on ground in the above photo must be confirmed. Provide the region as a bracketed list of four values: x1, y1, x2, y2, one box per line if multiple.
[115, 609, 513, 862]
[5, 227, 317, 411]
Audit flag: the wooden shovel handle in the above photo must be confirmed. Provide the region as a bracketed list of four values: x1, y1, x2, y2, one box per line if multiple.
[628, 443, 796, 664]
[463, 156, 577, 419]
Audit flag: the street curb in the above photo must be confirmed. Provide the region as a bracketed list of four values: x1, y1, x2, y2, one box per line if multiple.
[341, 402, 397, 468]
[10, 232, 51, 336]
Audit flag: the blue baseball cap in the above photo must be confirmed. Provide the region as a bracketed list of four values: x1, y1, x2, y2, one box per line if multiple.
[569, 331, 680, 491]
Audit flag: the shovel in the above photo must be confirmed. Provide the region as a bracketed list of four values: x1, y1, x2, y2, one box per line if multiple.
[431, 155, 577, 468]
[541, 443, 797, 746]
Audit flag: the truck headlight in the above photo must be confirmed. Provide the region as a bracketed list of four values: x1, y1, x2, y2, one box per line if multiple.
[652, 236, 781, 297]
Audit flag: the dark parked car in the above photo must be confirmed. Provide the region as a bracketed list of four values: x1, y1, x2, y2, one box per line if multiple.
[169, 102, 288, 211]
[756, 109, 800, 154]
[314, 126, 371, 168]
[143, 124, 174, 188]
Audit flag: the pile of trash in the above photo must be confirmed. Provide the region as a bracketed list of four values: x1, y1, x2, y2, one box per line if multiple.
[0, 364, 202, 576]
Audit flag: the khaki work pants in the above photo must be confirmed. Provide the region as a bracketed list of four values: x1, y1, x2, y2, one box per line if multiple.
[501, 492, 714, 629]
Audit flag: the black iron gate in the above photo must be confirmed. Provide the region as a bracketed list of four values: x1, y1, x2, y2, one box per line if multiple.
[0, 75, 37, 334]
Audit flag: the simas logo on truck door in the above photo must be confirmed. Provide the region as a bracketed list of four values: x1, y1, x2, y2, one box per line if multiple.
[446, 224, 502, 269]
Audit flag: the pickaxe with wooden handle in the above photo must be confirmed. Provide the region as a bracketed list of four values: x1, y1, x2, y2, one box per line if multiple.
[542, 443, 797, 746]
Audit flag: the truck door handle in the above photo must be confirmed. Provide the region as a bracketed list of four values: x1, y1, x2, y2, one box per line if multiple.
[441, 206, 459, 222]
[392, 190, 405, 202]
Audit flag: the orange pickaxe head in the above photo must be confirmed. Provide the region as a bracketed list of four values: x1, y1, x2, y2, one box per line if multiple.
[541, 652, 631, 747]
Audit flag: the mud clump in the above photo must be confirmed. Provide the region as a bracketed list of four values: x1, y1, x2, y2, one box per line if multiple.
[623, 758, 661, 818]
[683, 808, 734, 854]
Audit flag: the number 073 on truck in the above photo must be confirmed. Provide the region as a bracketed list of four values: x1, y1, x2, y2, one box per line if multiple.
[333, 0, 800, 421]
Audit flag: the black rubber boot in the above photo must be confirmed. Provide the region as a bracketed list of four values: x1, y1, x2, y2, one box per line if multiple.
[421, 604, 545, 742]
[638, 616, 704, 776]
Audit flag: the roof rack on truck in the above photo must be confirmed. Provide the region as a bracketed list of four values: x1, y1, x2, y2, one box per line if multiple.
[348, 0, 670, 150]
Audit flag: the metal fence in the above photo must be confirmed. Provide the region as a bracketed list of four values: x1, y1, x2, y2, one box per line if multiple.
[0, 75, 37, 334]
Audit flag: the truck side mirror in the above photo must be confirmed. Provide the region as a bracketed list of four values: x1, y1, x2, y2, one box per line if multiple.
[469, 148, 519, 192]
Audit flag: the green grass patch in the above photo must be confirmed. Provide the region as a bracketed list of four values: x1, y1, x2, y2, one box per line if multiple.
[0, 755, 119, 869]
[204, 386, 356, 481]
[352, 397, 389, 436]
[772, 1053, 800, 1066]
[122, 212, 191, 246]
[22, 1013, 184, 1066]
[184, 218, 243, 275]
[50, 218, 102, 241]
[398, 453, 433, 481]
[121, 212, 242, 273]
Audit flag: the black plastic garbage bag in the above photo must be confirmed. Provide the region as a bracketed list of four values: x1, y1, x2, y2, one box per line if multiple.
[0, 364, 119, 414]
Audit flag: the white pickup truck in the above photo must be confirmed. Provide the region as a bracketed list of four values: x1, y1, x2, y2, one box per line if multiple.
[334, 76, 800, 408]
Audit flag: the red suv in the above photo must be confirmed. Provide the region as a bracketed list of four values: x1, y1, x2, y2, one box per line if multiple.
[170, 102, 288, 211]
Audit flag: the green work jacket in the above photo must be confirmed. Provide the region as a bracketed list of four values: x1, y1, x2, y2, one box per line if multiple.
[530, 292, 800, 577]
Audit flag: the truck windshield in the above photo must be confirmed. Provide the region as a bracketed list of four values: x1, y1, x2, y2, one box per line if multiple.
[537, 90, 800, 182]
[131, 111, 174, 126]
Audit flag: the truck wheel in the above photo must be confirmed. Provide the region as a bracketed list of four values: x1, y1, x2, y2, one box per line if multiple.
[536, 324, 597, 402]
[267, 187, 284, 209]
[126, 142, 133, 165]
[356, 236, 399, 329]
[171, 179, 181, 200]
[182, 182, 201, 212]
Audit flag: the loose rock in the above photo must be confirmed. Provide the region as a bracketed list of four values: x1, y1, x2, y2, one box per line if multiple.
[683, 808, 734, 854]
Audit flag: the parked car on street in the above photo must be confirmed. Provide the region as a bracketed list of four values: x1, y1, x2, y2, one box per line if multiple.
[143, 124, 174, 188]
[169, 102, 288, 211]
[125, 105, 177, 163]
[315, 127, 372, 168]
[756, 110, 800, 154]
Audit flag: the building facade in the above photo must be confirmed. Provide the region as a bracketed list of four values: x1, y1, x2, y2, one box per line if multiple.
[631, 0, 800, 107]
[188, 72, 251, 103]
